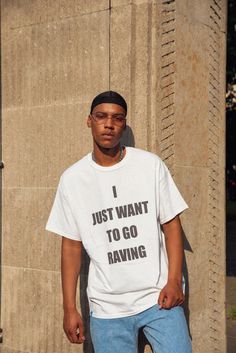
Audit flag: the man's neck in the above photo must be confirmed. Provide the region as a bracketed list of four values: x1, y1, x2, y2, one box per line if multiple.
[92, 144, 125, 166]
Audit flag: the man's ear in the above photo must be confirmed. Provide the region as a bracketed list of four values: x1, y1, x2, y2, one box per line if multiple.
[87, 115, 92, 128]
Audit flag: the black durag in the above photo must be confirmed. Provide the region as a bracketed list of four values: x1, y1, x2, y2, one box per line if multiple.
[90, 91, 127, 114]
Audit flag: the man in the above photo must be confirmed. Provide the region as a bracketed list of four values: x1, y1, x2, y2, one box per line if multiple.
[46, 91, 192, 353]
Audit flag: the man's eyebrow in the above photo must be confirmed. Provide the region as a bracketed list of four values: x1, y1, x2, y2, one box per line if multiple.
[93, 111, 125, 115]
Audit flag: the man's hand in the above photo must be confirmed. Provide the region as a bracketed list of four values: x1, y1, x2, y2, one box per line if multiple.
[158, 279, 185, 309]
[61, 238, 84, 343]
[63, 308, 85, 344]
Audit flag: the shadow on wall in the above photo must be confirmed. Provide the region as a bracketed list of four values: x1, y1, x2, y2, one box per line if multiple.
[120, 125, 135, 147]
[80, 126, 193, 353]
[182, 231, 193, 340]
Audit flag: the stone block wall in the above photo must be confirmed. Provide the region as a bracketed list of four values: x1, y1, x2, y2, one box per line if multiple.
[1, 1, 227, 352]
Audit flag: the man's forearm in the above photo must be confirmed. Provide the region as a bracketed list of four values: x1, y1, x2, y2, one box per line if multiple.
[162, 215, 184, 284]
[61, 237, 83, 312]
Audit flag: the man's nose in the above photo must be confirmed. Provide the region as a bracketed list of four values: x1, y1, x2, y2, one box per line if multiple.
[104, 116, 115, 128]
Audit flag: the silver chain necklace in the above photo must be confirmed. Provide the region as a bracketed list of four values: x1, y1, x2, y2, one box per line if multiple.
[92, 146, 125, 163]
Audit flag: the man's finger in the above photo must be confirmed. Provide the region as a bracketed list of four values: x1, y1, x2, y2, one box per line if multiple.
[164, 296, 176, 309]
[77, 322, 85, 343]
[176, 294, 184, 306]
[158, 289, 167, 307]
[68, 330, 80, 344]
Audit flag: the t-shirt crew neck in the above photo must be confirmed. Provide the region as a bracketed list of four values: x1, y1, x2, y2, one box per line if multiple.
[87, 145, 130, 171]
[46, 147, 188, 319]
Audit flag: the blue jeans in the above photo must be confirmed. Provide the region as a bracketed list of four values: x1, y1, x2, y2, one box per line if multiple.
[90, 304, 192, 353]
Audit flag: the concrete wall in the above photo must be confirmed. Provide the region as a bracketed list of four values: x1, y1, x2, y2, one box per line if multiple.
[1, 1, 227, 353]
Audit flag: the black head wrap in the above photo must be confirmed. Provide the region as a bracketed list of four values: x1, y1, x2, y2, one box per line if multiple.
[90, 91, 127, 114]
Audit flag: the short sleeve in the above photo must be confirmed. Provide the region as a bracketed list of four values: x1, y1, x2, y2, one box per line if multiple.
[158, 161, 188, 224]
[45, 176, 81, 241]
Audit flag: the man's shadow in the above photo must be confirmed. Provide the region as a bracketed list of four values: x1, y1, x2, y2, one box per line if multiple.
[80, 126, 193, 353]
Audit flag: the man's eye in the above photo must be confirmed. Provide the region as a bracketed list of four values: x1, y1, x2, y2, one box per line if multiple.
[115, 115, 125, 121]
[95, 114, 106, 119]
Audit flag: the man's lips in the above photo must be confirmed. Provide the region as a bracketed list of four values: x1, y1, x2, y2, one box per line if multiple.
[102, 133, 115, 137]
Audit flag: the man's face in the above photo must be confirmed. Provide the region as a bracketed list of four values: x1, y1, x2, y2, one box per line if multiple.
[87, 103, 126, 149]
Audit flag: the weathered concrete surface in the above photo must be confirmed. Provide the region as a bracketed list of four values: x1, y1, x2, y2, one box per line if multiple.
[110, 1, 227, 352]
[1, 1, 109, 353]
[1, 1, 227, 353]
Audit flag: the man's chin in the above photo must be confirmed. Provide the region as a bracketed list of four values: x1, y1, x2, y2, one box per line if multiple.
[95, 140, 121, 150]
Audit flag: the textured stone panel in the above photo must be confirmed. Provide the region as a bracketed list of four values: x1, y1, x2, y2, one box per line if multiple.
[112, 0, 155, 7]
[110, 1, 159, 152]
[207, 2, 226, 352]
[1, 0, 109, 30]
[2, 188, 62, 271]
[175, 166, 210, 351]
[174, 14, 209, 167]
[158, 0, 176, 170]
[1, 266, 82, 353]
[2, 104, 92, 188]
[176, 0, 227, 33]
[2, 12, 109, 109]
[109, 4, 132, 107]
[175, 166, 209, 287]
[112, 0, 131, 6]
[1, 349, 23, 353]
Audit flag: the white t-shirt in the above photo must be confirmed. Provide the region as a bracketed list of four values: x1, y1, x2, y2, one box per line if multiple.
[46, 147, 188, 318]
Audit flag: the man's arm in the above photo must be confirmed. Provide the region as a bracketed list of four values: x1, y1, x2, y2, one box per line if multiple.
[61, 237, 85, 344]
[158, 215, 185, 309]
